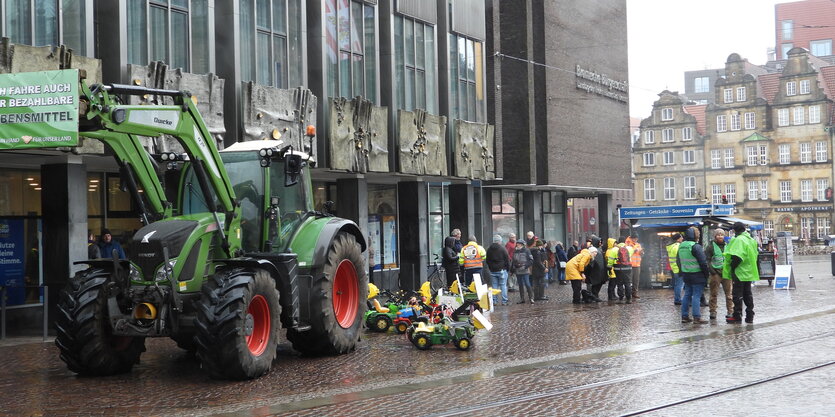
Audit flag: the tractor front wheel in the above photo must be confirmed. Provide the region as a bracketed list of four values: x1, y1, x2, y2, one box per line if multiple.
[373, 316, 392, 332]
[412, 333, 433, 350]
[288, 232, 368, 355]
[194, 269, 281, 380]
[54, 268, 146, 376]
[455, 337, 472, 351]
[395, 321, 409, 334]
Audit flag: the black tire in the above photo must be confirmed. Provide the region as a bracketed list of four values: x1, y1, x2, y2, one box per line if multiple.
[412, 333, 432, 350]
[54, 268, 146, 376]
[172, 334, 197, 353]
[288, 232, 368, 355]
[194, 268, 281, 380]
[373, 315, 392, 332]
[395, 321, 409, 334]
[455, 337, 472, 351]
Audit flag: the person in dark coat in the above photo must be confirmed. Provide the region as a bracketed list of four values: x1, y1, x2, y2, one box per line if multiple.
[677, 226, 710, 324]
[486, 234, 511, 305]
[584, 235, 607, 301]
[442, 236, 461, 287]
[530, 240, 549, 301]
[98, 229, 126, 259]
[566, 240, 580, 260]
[555, 242, 568, 285]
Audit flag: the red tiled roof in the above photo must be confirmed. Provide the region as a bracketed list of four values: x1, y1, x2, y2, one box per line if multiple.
[819, 66, 835, 124]
[683, 104, 707, 136]
[757, 73, 781, 103]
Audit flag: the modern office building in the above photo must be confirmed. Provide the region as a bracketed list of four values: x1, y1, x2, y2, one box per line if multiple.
[775, 0, 835, 60]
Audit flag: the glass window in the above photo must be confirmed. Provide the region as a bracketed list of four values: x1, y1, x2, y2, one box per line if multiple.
[780, 180, 792, 203]
[661, 108, 673, 121]
[428, 185, 449, 261]
[449, 33, 485, 123]
[760, 180, 768, 200]
[126, 0, 212, 73]
[492, 190, 522, 240]
[643, 178, 655, 201]
[764, 220, 774, 237]
[682, 127, 692, 141]
[368, 185, 398, 270]
[663, 151, 674, 165]
[644, 130, 654, 144]
[809, 105, 821, 124]
[800, 79, 811, 94]
[694, 76, 709, 93]
[810, 39, 832, 57]
[816, 141, 827, 162]
[736, 87, 746, 102]
[683, 150, 694, 164]
[760, 145, 768, 166]
[782, 20, 793, 40]
[781, 43, 793, 60]
[684, 176, 696, 200]
[730, 113, 740, 131]
[818, 217, 831, 239]
[792, 106, 804, 125]
[787, 81, 797, 96]
[725, 183, 736, 204]
[663, 177, 675, 200]
[817, 179, 829, 201]
[662, 128, 673, 142]
[711, 184, 721, 204]
[395, 15, 437, 114]
[744, 112, 755, 129]
[723, 89, 733, 103]
[800, 143, 812, 163]
[778, 108, 789, 126]
[801, 179, 812, 202]
[643, 153, 655, 166]
[724, 148, 734, 168]
[241, 0, 303, 88]
[716, 115, 727, 132]
[748, 181, 758, 201]
[746, 146, 758, 166]
[711, 149, 721, 169]
[326, 0, 375, 100]
[779, 144, 790, 164]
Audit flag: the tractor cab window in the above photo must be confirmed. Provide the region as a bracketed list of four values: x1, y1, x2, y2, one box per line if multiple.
[223, 153, 266, 252]
[270, 158, 311, 249]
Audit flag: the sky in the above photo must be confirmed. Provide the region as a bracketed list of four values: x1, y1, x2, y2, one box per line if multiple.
[627, 0, 796, 119]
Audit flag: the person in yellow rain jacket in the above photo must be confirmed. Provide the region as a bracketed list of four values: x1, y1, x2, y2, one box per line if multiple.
[458, 235, 487, 287]
[566, 246, 597, 304]
[605, 238, 619, 301]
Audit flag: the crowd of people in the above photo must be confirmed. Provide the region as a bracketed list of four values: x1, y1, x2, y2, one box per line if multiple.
[439, 221, 761, 324]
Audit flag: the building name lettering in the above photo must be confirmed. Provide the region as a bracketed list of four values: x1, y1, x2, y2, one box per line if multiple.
[575, 64, 629, 103]
[775, 206, 832, 212]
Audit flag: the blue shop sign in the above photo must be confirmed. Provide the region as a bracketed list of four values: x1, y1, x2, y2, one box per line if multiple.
[619, 204, 734, 219]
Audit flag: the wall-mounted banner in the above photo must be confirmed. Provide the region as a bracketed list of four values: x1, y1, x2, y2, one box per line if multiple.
[0, 69, 79, 149]
[619, 204, 735, 219]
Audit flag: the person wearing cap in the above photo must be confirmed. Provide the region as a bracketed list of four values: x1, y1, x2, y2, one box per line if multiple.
[458, 235, 486, 286]
[511, 240, 534, 304]
[566, 245, 597, 304]
[666, 233, 684, 305]
[723, 222, 760, 323]
[98, 228, 126, 259]
[530, 239, 549, 301]
[486, 234, 511, 305]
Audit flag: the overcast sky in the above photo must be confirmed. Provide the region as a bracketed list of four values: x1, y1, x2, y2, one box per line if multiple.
[627, 0, 796, 119]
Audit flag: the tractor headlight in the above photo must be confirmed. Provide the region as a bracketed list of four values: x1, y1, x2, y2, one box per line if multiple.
[129, 265, 142, 282]
[154, 259, 177, 282]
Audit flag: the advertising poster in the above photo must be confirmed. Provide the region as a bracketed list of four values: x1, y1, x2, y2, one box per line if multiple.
[0, 218, 25, 305]
[368, 215, 382, 270]
[383, 216, 397, 268]
[0, 69, 79, 150]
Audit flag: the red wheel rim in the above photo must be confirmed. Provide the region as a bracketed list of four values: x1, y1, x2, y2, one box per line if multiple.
[333, 259, 359, 328]
[246, 295, 271, 356]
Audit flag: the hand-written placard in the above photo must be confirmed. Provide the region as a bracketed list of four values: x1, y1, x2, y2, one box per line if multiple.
[0, 69, 79, 149]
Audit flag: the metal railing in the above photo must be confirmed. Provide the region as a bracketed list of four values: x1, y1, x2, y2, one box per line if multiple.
[0, 285, 48, 341]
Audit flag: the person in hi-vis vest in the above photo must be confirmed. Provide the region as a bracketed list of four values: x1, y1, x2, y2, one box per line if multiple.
[458, 235, 486, 286]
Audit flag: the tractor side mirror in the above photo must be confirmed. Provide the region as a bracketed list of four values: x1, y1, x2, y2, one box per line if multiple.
[285, 154, 302, 187]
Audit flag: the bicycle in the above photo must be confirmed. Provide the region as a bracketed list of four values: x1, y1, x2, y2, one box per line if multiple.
[427, 254, 447, 296]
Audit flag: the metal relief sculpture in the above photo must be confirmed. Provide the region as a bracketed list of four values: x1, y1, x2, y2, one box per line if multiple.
[454, 120, 495, 180]
[398, 109, 448, 175]
[241, 82, 318, 160]
[328, 96, 389, 173]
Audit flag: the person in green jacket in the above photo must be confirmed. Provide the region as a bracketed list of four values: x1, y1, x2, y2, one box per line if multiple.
[723, 222, 760, 323]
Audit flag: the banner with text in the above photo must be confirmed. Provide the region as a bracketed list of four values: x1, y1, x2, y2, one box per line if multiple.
[0, 69, 79, 149]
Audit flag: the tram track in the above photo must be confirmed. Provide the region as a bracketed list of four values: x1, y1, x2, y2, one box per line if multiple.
[426, 330, 835, 417]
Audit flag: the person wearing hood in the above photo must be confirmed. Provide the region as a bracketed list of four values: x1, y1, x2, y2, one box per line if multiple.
[566, 245, 597, 304]
[584, 236, 607, 300]
[442, 236, 461, 287]
[605, 238, 619, 301]
[486, 234, 511, 305]
[555, 241, 569, 285]
[676, 226, 710, 324]
[723, 222, 760, 323]
[704, 228, 733, 321]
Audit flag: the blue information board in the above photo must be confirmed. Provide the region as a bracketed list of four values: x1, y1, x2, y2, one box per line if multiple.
[0, 218, 26, 304]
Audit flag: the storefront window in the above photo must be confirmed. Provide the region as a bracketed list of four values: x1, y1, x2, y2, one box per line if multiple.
[428, 184, 449, 262]
[491, 189, 522, 241]
[367, 185, 397, 270]
[542, 191, 565, 243]
[0, 170, 41, 216]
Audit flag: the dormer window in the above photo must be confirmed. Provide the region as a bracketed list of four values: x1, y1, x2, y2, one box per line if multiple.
[800, 79, 811, 94]
[661, 108, 673, 121]
[787, 81, 797, 96]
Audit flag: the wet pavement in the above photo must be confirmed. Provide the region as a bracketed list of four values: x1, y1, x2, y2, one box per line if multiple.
[2, 255, 835, 416]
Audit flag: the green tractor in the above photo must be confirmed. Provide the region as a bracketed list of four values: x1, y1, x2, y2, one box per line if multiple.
[42, 74, 367, 379]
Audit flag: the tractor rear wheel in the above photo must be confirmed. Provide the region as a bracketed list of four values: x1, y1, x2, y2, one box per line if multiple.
[288, 232, 368, 355]
[373, 315, 392, 332]
[455, 337, 472, 351]
[194, 268, 281, 380]
[55, 268, 146, 375]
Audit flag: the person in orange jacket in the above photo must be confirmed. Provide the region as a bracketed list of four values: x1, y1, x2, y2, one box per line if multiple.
[627, 235, 643, 299]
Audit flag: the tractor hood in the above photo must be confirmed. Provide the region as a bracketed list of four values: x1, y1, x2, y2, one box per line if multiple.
[132, 220, 199, 280]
